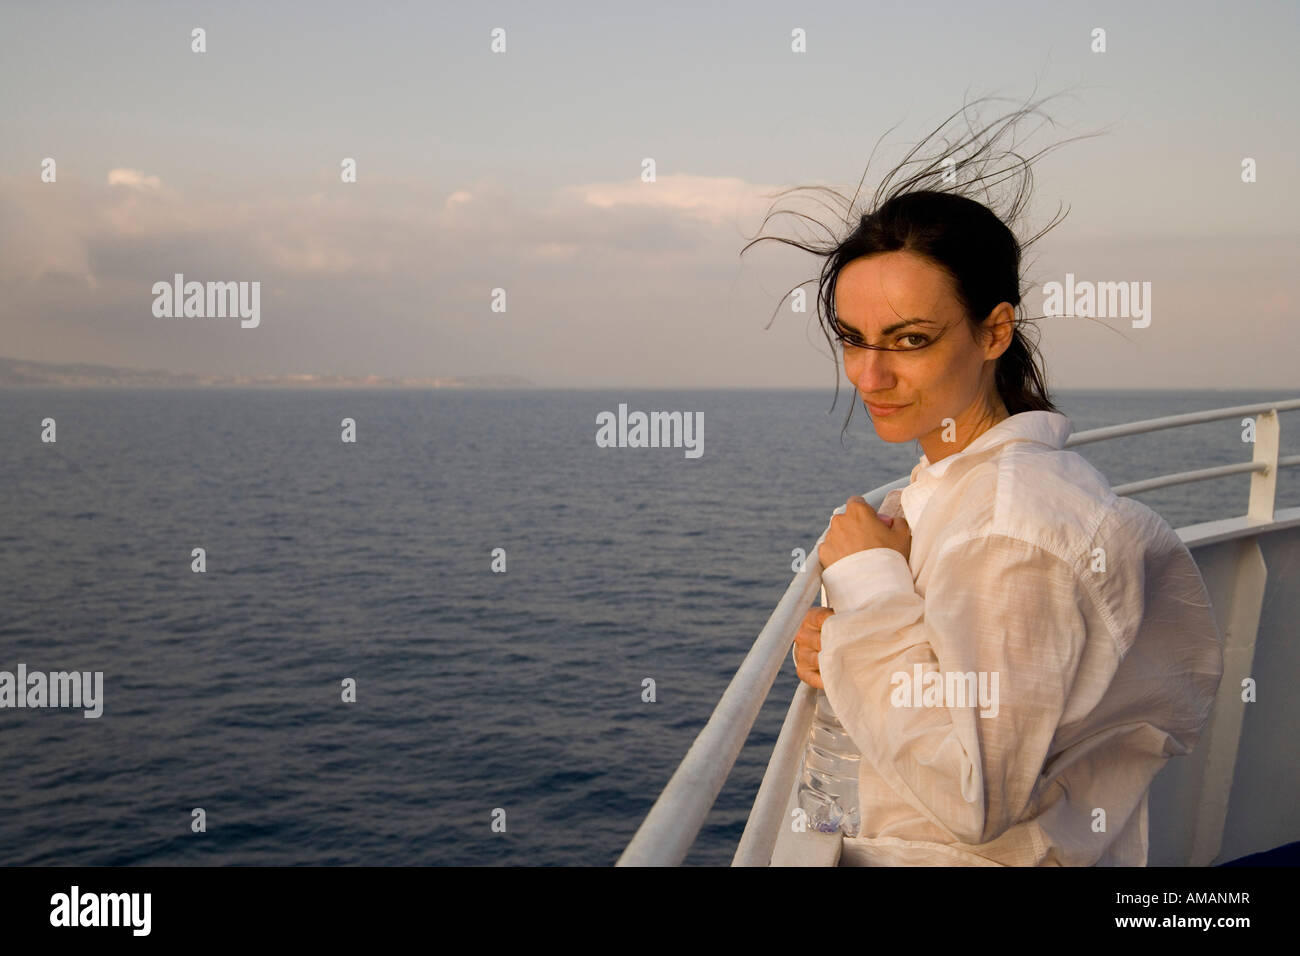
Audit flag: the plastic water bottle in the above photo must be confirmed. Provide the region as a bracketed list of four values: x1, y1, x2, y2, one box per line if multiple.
[795, 488, 903, 837]
[796, 688, 861, 836]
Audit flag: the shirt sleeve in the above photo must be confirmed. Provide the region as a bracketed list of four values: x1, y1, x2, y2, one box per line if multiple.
[816, 532, 1089, 847]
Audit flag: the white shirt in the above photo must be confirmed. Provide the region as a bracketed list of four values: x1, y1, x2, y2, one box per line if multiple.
[811, 410, 1224, 866]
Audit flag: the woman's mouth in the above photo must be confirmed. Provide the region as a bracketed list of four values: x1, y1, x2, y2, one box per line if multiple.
[866, 401, 909, 418]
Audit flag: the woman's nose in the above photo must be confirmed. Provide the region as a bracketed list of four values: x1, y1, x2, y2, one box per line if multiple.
[845, 345, 894, 391]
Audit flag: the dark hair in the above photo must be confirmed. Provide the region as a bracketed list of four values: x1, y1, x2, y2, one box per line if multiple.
[741, 89, 1112, 439]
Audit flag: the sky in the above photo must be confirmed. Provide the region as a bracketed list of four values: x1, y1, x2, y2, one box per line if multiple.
[1, 0, 1297, 388]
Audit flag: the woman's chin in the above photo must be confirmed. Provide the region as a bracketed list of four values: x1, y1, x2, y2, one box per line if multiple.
[871, 421, 915, 442]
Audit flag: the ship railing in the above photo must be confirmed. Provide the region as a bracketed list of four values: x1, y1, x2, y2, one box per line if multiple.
[615, 398, 1300, 867]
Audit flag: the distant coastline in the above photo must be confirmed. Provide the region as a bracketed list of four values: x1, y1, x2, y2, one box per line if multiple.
[0, 357, 534, 389]
[0, 358, 1278, 391]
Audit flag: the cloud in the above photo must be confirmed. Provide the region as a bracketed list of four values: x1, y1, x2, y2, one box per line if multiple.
[0, 170, 830, 383]
[444, 189, 473, 210]
[1, 165, 1290, 388]
[107, 168, 162, 190]
[564, 174, 768, 226]
[3, 171, 787, 287]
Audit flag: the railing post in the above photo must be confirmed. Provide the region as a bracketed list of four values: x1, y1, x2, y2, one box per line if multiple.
[1247, 409, 1280, 521]
[1189, 536, 1266, 865]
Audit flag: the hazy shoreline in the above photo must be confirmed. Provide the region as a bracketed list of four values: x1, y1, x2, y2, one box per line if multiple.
[0, 356, 533, 389]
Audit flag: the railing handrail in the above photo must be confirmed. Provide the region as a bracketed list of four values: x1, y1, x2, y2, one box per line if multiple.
[1061, 398, 1300, 446]
[616, 398, 1300, 866]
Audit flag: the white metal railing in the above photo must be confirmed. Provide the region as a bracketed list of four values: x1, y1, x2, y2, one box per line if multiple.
[615, 398, 1300, 867]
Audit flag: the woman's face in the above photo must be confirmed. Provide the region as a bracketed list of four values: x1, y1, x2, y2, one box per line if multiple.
[833, 250, 1014, 463]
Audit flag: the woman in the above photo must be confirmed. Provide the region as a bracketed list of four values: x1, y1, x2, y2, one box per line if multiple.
[759, 96, 1225, 865]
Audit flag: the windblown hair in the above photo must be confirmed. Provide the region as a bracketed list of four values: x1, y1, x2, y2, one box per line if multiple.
[741, 88, 1112, 439]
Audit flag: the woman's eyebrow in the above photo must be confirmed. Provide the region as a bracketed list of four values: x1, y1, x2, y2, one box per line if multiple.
[839, 317, 939, 337]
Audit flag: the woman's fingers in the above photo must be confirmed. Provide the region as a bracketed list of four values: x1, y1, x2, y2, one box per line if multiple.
[795, 640, 824, 689]
[796, 661, 824, 690]
[794, 606, 834, 688]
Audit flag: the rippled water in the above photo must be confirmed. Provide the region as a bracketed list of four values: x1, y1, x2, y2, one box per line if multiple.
[0, 388, 1294, 865]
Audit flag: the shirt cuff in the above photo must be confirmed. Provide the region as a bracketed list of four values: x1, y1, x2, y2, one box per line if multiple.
[820, 547, 914, 613]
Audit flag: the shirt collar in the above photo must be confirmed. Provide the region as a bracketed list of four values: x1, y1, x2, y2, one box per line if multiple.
[909, 411, 1073, 480]
[900, 411, 1074, 524]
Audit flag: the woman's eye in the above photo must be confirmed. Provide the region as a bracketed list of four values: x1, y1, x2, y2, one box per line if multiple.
[839, 332, 928, 349]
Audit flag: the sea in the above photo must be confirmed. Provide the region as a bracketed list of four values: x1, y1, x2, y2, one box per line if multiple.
[1, 388, 1296, 866]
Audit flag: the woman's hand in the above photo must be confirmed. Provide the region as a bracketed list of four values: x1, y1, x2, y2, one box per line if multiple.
[794, 606, 834, 689]
[819, 495, 911, 569]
